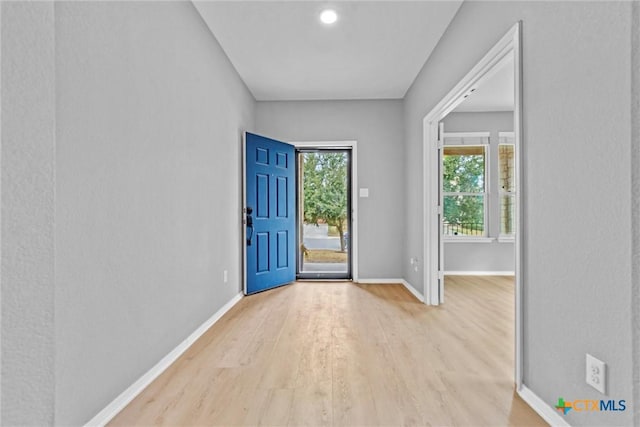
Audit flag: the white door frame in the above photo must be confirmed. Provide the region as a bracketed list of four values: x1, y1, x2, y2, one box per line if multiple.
[422, 23, 524, 388]
[294, 140, 358, 282]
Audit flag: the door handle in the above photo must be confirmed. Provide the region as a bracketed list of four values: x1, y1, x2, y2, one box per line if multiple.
[246, 207, 254, 246]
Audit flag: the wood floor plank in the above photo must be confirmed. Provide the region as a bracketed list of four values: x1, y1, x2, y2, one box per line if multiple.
[109, 277, 547, 427]
[242, 387, 293, 427]
[288, 380, 333, 426]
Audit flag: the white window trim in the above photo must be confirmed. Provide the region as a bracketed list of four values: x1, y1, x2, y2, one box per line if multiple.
[442, 131, 491, 141]
[498, 131, 515, 139]
[444, 237, 495, 243]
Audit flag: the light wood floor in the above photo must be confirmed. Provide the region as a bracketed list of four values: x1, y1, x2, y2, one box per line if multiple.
[110, 276, 547, 426]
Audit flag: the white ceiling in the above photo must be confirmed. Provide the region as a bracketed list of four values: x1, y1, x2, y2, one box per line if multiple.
[453, 53, 514, 112]
[194, 1, 463, 101]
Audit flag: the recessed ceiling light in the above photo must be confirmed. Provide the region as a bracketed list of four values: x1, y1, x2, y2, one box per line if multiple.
[320, 9, 337, 25]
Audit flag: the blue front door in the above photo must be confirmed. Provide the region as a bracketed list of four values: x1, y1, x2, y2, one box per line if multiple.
[244, 132, 296, 295]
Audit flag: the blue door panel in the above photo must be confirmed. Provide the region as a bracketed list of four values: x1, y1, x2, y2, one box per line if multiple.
[256, 174, 269, 218]
[245, 132, 295, 294]
[276, 152, 288, 168]
[277, 231, 288, 269]
[276, 177, 288, 217]
[256, 232, 270, 273]
[256, 147, 269, 165]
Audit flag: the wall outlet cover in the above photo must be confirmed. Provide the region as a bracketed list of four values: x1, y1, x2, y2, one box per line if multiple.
[586, 353, 606, 394]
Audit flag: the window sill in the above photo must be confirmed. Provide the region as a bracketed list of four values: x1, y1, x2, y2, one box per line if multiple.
[498, 235, 515, 243]
[444, 237, 495, 243]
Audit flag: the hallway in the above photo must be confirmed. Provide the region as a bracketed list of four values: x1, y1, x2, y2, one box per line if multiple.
[110, 278, 546, 426]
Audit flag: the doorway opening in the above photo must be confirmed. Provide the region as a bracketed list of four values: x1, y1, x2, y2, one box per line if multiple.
[422, 23, 523, 388]
[296, 149, 352, 280]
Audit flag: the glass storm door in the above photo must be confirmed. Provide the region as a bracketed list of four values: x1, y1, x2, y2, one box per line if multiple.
[297, 150, 352, 280]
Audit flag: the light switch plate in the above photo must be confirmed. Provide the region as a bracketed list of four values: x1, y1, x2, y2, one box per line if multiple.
[359, 188, 369, 198]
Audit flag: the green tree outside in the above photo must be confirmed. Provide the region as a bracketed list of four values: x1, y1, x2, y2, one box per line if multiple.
[302, 152, 348, 251]
[442, 149, 485, 234]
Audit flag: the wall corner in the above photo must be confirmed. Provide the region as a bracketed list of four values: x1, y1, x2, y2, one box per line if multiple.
[1, 1, 57, 425]
[632, 0, 640, 424]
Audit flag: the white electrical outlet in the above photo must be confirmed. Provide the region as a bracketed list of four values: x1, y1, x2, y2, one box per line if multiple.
[586, 353, 606, 394]
[223, 270, 228, 283]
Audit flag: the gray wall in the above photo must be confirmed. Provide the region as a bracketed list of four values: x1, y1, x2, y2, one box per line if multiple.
[2, 1, 639, 425]
[442, 112, 514, 272]
[443, 243, 514, 273]
[1, 4, 2, 420]
[404, 2, 635, 425]
[2, 1, 255, 425]
[255, 100, 404, 280]
[632, 2, 640, 424]
[1, 2, 56, 425]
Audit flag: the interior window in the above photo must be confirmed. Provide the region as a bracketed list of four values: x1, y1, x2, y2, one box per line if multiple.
[499, 136, 516, 237]
[442, 145, 487, 237]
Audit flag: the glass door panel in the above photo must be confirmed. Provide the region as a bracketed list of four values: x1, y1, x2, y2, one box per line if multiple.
[297, 150, 351, 279]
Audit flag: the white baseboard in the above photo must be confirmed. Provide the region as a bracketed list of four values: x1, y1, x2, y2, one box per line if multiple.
[84, 292, 244, 427]
[355, 278, 425, 303]
[400, 279, 424, 302]
[356, 278, 404, 284]
[518, 385, 571, 427]
[444, 270, 515, 276]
